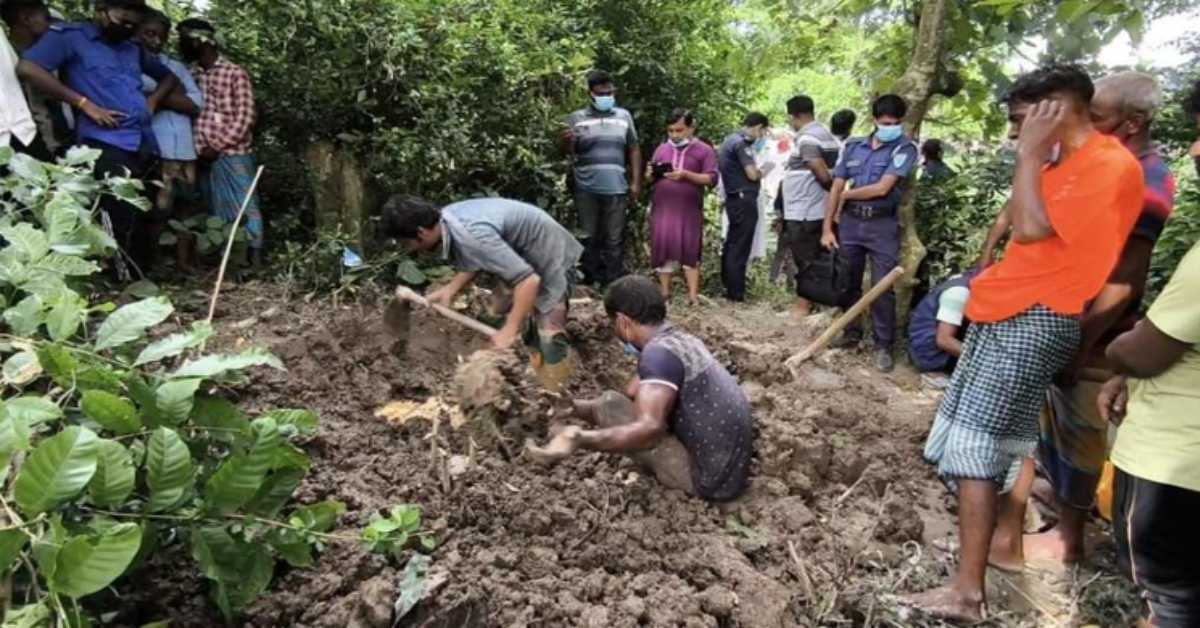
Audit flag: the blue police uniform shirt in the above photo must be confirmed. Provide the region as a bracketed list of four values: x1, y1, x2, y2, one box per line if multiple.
[833, 133, 918, 209]
[22, 22, 171, 153]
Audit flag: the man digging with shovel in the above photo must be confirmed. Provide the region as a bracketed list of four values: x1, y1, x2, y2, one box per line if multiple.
[526, 276, 754, 502]
[381, 195, 583, 390]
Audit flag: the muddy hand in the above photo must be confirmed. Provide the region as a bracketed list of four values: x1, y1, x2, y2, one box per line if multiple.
[524, 426, 582, 465]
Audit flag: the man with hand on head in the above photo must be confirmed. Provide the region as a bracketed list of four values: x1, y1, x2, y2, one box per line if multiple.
[908, 64, 1143, 623]
[526, 276, 754, 502]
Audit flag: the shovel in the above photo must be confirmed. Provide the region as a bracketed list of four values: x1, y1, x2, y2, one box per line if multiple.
[383, 286, 571, 391]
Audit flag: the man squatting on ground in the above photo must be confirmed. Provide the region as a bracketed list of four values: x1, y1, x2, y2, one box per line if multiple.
[381, 195, 583, 385]
[907, 64, 1144, 622]
[983, 71, 1176, 574]
[526, 276, 754, 503]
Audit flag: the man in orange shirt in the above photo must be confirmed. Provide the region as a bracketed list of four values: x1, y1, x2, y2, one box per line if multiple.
[905, 65, 1144, 622]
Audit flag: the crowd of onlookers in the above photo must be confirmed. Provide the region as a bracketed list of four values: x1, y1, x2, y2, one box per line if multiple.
[1, 0, 262, 277]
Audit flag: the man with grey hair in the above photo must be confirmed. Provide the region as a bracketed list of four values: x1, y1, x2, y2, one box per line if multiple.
[985, 71, 1177, 571]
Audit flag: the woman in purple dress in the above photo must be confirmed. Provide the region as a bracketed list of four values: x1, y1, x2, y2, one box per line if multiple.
[649, 109, 718, 305]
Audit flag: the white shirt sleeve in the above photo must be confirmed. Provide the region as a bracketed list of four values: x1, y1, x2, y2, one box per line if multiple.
[1, 31, 37, 147]
[936, 286, 970, 326]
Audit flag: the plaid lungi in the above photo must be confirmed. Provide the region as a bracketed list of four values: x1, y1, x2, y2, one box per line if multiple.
[923, 306, 1080, 488]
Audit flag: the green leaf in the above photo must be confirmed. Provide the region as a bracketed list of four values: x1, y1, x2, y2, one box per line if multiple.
[1, 603, 51, 628]
[190, 395, 251, 445]
[3, 396, 63, 427]
[121, 279, 161, 300]
[158, 232, 179, 246]
[0, 223, 50, 263]
[0, 410, 33, 455]
[134, 322, 214, 367]
[14, 426, 100, 515]
[397, 259, 426, 285]
[5, 295, 45, 336]
[191, 527, 274, 620]
[0, 529, 29, 575]
[34, 253, 101, 277]
[127, 375, 166, 428]
[62, 146, 101, 166]
[172, 348, 285, 379]
[206, 216, 226, 230]
[289, 500, 345, 533]
[51, 522, 142, 598]
[45, 293, 85, 341]
[271, 442, 311, 472]
[94, 297, 174, 351]
[37, 344, 77, 388]
[81, 390, 143, 435]
[88, 440, 136, 507]
[395, 554, 430, 620]
[261, 409, 318, 438]
[203, 418, 281, 515]
[144, 427, 194, 513]
[246, 468, 305, 518]
[2, 351, 43, 387]
[155, 378, 203, 426]
[266, 529, 313, 568]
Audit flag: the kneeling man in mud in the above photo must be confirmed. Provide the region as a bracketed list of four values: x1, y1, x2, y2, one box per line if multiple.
[527, 276, 754, 502]
[382, 195, 583, 385]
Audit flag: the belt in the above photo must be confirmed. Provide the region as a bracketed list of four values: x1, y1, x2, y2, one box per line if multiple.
[843, 203, 895, 220]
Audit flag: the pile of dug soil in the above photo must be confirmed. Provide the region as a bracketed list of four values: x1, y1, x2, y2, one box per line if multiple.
[121, 283, 1139, 627]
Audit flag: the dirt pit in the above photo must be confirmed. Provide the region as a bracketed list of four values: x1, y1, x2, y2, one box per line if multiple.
[122, 282, 1142, 627]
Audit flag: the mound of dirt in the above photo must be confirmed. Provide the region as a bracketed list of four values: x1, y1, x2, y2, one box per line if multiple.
[117, 285, 1136, 627]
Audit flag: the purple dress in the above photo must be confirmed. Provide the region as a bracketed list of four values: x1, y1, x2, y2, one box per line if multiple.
[650, 140, 718, 269]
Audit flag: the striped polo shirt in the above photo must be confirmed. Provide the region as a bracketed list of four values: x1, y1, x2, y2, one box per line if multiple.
[566, 106, 639, 195]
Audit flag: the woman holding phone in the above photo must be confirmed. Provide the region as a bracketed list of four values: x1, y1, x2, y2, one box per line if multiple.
[648, 108, 718, 305]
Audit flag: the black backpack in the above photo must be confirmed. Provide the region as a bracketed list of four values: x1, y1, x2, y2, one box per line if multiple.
[795, 249, 855, 307]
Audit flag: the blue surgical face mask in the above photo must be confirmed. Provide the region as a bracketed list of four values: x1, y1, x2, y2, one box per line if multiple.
[621, 341, 641, 358]
[875, 124, 904, 143]
[593, 95, 615, 112]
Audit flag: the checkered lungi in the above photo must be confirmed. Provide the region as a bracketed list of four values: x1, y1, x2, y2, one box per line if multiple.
[923, 305, 1081, 489]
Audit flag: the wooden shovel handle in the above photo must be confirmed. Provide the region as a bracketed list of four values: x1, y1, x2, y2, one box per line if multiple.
[394, 286, 499, 338]
[786, 266, 906, 369]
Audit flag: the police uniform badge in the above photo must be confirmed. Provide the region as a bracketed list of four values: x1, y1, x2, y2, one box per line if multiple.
[893, 152, 909, 169]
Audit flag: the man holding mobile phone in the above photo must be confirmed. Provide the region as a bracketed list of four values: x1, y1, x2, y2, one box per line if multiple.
[18, 0, 180, 276]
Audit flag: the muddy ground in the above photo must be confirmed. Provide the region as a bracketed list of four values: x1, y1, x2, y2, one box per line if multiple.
[123, 282, 1142, 627]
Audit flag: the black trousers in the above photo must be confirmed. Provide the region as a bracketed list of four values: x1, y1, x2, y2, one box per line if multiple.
[86, 140, 157, 274]
[1113, 467, 1200, 628]
[575, 190, 628, 286]
[721, 193, 758, 301]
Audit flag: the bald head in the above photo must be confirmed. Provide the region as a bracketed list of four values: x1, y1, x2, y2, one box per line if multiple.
[1090, 71, 1160, 147]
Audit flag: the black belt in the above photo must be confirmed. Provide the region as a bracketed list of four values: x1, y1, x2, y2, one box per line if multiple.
[843, 203, 895, 220]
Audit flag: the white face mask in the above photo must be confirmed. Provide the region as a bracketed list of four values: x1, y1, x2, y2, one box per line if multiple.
[670, 137, 691, 148]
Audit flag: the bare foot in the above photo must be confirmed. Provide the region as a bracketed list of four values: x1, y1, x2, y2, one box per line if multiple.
[524, 426, 581, 465]
[1023, 527, 1082, 565]
[900, 585, 984, 623]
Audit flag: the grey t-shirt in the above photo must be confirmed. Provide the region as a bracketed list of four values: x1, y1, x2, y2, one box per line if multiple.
[566, 106, 639, 196]
[781, 121, 840, 222]
[440, 198, 584, 314]
[718, 132, 760, 198]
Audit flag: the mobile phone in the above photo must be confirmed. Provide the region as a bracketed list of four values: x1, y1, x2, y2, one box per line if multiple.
[652, 162, 673, 178]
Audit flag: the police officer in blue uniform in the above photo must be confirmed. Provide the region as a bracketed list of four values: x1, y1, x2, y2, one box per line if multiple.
[820, 94, 918, 372]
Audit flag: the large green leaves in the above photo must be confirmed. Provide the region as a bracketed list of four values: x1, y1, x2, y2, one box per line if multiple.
[144, 428, 194, 513]
[5, 294, 44, 336]
[191, 526, 274, 620]
[3, 396, 62, 427]
[203, 418, 281, 515]
[0, 528, 29, 575]
[80, 390, 142, 435]
[133, 322, 214, 367]
[94, 297, 174, 351]
[88, 440, 136, 508]
[172, 349, 285, 379]
[51, 523, 142, 598]
[155, 378, 203, 426]
[14, 426, 99, 515]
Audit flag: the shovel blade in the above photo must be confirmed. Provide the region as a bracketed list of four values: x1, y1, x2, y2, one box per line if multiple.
[383, 296, 412, 339]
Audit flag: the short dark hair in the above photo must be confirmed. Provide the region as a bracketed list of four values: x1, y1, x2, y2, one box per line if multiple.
[2, 0, 47, 25]
[743, 111, 769, 128]
[604, 276, 667, 325]
[1004, 64, 1094, 108]
[787, 95, 815, 117]
[586, 70, 612, 91]
[666, 108, 694, 127]
[1187, 80, 1200, 118]
[97, 0, 147, 10]
[140, 7, 170, 30]
[872, 94, 907, 120]
[177, 17, 215, 33]
[381, 195, 441, 240]
[921, 139, 944, 161]
[830, 109, 856, 137]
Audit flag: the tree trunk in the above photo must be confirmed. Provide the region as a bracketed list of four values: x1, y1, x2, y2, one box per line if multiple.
[892, 0, 951, 330]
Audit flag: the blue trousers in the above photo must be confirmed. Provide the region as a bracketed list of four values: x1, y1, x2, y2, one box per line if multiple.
[840, 214, 899, 349]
